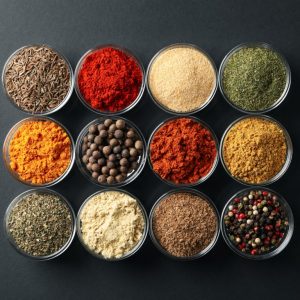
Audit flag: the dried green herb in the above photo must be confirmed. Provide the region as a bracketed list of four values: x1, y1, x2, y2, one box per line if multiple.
[222, 47, 287, 111]
[7, 192, 73, 257]
[4, 45, 71, 113]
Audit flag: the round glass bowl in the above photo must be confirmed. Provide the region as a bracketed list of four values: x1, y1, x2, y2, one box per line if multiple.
[146, 43, 217, 115]
[147, 116, 219, 187]
[2, 44, 74, 116]
[4, 188, 76, 260]
[77, 189, 149, 261]
[3, 117, 75, 187]
[74, 44, 145, 115]
[221, 187, 294, 260]
[220, 115, 293, 186]
[76, 116, 146, 187]
[219, 42, 291, 114]
[149, 188, 220, 260]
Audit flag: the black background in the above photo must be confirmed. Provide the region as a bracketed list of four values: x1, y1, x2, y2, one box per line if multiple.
[0, 1, 299, 299]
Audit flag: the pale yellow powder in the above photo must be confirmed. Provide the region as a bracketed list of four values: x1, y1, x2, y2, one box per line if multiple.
[148, 46, 216, 112]
[79, 191, 145, 259]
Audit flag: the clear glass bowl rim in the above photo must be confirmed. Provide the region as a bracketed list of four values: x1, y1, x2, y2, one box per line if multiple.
[74, 44, 145, 116]
[76, 188, 149, 261]
[218, 41, 291, 114]
[146, 42, 218, 116]
[75, 116, 147, 188]
[220, 186, 294, 260]
[1, 44, 74, 116]
[219, 114, 293, 186]
[147, 115, 219, 187]
[3, 116, 75, 188]
[149, 188, 220, 261]
[4, 188, 77, 261]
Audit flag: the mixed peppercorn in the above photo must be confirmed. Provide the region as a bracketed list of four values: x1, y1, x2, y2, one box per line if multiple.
[223, 189, 289, 256]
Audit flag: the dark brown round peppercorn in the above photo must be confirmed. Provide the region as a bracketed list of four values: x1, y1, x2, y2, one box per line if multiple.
[104, 119, 113, 127]
[86, 149, 92, 157]
[82, 155, 89, 164]
[98, 158, 106, 166]
[89, 156, 96, 164]
[90, 143, 97, 151]
[124, 139, 133, 147]
[103, 146, 112, 156]
[107, 176, 115, 184]
[120, 166, 127, 173]
[98, 124, 106, 131]
[109, 138, 118, 147]
[92, 172, 99, 179]
[83, 136, 88, 143]
[114, 129, 124, 139]
[116, 174, 125, 182]
[108, 154, 116, 161]
[120, 158, 128, 166]
[127, 130, 135, 138]
[121, 149, 129, 158]
[116, 119, 126, 129]
[129, 148, 138, 157]
[94, 136, 102, 145]
[101, 166, 109, 174]
[92, 151, 101, 159]
[89, 125, 97, 134]
[87, 134, 95, 142]
[135, 140, 143, 150]
[113, 145, 121, 154]
[82, 144, 88, 153]
[99, 129, 108, 138]
[86, 163, 93, 171]
[131, 161, 138, 170]
[109, 168, 118, 176]
[98, 175, 107, 183]
[107, 161, 115, 169]
[92, 164, 100, 172]
[108, 124, 117, 133]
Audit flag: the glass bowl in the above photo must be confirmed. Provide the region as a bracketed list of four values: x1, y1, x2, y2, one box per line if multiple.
[218, 42, 291, 114]
[74, 44, 145, 115]
[147, 116, 219, 187]
[146, 43, 218, 116]
[4, 188, 76, 261]
[220, 114, 293, 186]
[220, 187, 294, 260]
[2, 44, 74, 116]
[75, 116, 146, 188]
[149, 188, 220, 260]
[3, 116, 75, 187]
[77, 188, 149, 261]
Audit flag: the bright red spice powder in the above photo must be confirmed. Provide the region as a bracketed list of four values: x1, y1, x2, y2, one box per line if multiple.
[78, 47, 143, 112]
[150, 118, 217, 184]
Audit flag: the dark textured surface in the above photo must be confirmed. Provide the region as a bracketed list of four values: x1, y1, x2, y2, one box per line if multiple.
[0, 0, 299, 299]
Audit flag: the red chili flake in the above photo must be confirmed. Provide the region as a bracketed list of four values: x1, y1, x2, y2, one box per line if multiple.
[234, 198, 240, 203]
[262, 191, 269, 196]
[251, 249, 257, 255]
[238, 213, 245, 220]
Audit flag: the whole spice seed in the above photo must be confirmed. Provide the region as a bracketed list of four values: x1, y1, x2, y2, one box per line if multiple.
[222, 117, 287, 184]
[150, 118, 217, 184]
[80, 119, 144, 185]
[223, 189, 289, 256]
[78, 47, 143, 112]
[152, 192, 217, 257]
[79, 191, 145, 259]
[148, 45, 216, 113]
[9, 119, 72, 185]
[4, 45, 71, 114]
[7, 191, 73, 257]
[222, 46, 287, 111]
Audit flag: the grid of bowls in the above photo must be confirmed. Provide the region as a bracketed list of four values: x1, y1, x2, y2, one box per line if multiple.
[2, 42, 294, 260]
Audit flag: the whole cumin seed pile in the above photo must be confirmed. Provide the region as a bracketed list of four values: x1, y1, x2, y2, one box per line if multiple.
[4, 45, 71, 113]
[152, 192, 217, 257]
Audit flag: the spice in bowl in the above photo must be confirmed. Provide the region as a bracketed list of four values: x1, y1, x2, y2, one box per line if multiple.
[78, 118, 145, 185]
[221, 116, 290, 185]
[149, 117, 217, 185]
[6, 118, 73, 185]
[222, 189, 293, 258]
[220, 44, 289, 112]
[147, 44, 216, 113]
[5, 190, 74, 258]
[151, 190, 219, 258]
[78, 190, 146, 260]
[76, 46, 144, 113]
[3, 45, 72, 114]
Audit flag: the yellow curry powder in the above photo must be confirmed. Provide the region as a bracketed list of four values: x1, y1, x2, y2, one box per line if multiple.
[222, 117, 287, 184]
[9, 120, 71, 184]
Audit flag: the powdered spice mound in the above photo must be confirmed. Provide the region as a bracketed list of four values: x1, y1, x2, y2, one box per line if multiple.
[78, 47, 143, 112]
[152, 192, 217, 257]
[222, 117, 287, 184]
[9, 120, 72, 184]
[150, 118, 217, 184]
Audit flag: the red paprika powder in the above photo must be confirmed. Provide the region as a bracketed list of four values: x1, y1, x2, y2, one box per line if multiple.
[77, 47, 143, 112]
[150, 118, 217, 184]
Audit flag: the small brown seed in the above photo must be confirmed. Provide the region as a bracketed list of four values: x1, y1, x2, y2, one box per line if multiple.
[114, 129, 124, 139]
[98, 174, 107, 183]
[107, 176, 115, 184]
[116, 119, 126, 129]
[89, 125, 97, 134]
[104, 119, 113, 127]
[135, 140, 143, 150]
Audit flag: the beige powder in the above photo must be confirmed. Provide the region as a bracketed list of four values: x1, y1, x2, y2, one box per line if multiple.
[79, 191, 145, 259]
[148, 46, 216, 112]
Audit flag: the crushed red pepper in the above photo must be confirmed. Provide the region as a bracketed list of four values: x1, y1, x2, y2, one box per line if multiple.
[150, 118, 217, 184]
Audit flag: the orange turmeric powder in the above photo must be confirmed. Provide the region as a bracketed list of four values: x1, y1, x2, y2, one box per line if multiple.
[9, 120, 72, 184]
